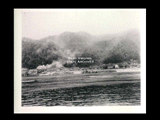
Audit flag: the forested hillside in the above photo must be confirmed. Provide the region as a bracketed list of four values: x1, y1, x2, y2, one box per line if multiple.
[22, 29, 140, 69]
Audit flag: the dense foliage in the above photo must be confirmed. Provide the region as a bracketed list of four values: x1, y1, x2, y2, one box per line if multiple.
[22, 30, 140, 69]
[103, 40, 140, 64]
[22, 40, 61, 69]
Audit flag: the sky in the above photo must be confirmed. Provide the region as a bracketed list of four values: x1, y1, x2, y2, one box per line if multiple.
[22, 9, 141, 40]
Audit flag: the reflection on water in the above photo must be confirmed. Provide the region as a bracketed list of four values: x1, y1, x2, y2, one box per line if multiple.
[22, 82, 140, 106]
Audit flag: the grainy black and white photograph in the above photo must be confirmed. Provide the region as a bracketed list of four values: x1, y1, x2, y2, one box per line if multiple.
[14, 9, 146, 113]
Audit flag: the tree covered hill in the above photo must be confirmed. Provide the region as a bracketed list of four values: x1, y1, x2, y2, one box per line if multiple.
[22, 29, 140, 69]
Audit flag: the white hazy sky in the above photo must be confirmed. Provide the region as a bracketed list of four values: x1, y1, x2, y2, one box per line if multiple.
[22, 9, 141, 39]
